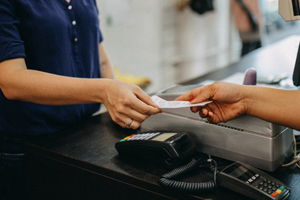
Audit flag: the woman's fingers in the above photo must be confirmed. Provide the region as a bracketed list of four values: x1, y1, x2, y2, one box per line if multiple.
[199, 107, 209, 118]
[104, 80, 163, 129]
[132, 88, 162, 115]
[108, 91, 161, 129]
[175, 88, 202, 101]
[207, 111, 222, 124]
[112, 112, 143, 130]
[123, 118, 140, 130]
[124, 118, 141, 130]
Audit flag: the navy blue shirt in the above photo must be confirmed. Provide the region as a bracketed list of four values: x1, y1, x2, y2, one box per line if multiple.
[0, 0, 103, 136]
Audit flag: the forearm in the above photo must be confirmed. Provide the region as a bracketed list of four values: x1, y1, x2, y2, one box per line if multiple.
[0, 59, 110, 105]
[245, 86, 300, 130]
[99, 43, 115, 79]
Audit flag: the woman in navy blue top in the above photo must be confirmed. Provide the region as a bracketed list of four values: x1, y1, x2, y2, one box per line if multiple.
[0, 0, 161, 199]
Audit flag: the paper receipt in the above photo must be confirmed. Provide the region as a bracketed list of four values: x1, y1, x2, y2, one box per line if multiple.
[151, 95, 212, 109]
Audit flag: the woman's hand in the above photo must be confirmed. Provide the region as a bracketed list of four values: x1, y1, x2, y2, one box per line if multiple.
[175, 82, 248, 124]
[101, 80, 162, 129]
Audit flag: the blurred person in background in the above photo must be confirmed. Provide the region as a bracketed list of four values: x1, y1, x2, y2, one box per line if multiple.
[231, 0, 263, 56]
[174, 0, 263, 57]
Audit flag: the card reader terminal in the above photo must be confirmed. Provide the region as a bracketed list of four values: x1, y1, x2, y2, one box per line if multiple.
[115, 132, 197, 168]
[218, 162, 290, 200]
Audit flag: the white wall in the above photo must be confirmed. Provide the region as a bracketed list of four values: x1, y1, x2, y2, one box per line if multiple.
[96, 0, 241, 93]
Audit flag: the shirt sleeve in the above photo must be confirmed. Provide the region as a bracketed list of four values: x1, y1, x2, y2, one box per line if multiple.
[94, 0, 103, 43]
[0, 0, 26, 63]
[98, 28, 103, 43]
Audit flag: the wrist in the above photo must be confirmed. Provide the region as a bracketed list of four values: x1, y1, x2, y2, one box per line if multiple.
[95, 78, 112, 104]
[242, 86, 256, 116]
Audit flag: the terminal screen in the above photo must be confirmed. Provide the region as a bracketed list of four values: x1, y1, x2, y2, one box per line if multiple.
[151, 133, 177, 141]
[224, 163, 255, 181]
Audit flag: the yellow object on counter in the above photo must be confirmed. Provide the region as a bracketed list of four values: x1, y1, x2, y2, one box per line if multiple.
[114, 68, 151, 88]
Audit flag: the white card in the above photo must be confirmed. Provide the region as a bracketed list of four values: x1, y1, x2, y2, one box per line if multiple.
[151, 95, 212, 109]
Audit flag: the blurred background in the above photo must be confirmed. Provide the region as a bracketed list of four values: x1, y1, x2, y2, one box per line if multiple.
[96, 0, 300, 94]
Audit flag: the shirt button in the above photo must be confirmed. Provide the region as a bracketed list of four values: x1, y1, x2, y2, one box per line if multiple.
[74, 38, 78, 42]
[68, 5, 72, 10]
[72, 21, 76, 25]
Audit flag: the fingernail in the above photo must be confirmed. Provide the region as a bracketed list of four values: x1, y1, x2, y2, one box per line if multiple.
[189, 97, 196, 102]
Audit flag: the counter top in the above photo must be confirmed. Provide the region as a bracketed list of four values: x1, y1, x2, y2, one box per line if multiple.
[25, 112, 299, 200]
[25, 36, 300, 200]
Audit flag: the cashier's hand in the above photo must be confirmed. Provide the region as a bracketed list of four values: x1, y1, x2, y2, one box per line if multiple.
[102, 80, 162, 129]
[175, 82, 247, 124]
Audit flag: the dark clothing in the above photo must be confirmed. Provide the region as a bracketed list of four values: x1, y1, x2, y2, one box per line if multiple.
[0, 0, 103, 136]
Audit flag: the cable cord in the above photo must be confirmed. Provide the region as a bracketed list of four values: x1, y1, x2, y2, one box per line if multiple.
[158, 155, 217, 194]
[282, 133, 300, 168]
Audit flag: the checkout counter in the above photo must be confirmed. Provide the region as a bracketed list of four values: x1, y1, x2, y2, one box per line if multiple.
[24, 36, 300, 200]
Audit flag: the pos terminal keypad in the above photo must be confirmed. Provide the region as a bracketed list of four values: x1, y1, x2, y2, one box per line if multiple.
[218, 162, 290, 200]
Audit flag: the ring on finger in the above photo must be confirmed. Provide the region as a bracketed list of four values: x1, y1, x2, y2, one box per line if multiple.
[127, 118, 134, 127]
[123, 123, 127, 128]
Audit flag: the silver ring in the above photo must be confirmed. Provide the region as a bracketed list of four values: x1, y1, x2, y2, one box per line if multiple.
[123, 123, 127, 128]
[127, 119, 134, 127]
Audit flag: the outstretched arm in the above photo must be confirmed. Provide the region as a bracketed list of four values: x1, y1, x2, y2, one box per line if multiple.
[175, 81, 300, 131]
[0, 57, 161, 129]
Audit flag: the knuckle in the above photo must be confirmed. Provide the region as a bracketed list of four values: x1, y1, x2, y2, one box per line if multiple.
[142, 107, 151, 114]
[132, 84, 141, 91]
[131, 123, 140, 130]
[110, 114, 118, 122]
[115, 104, 125, 113]
[120, 98, 132, 106]
[113, 113, 122, 122]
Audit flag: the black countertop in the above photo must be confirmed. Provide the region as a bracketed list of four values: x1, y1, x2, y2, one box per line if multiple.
[25, 36, 300, 200]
